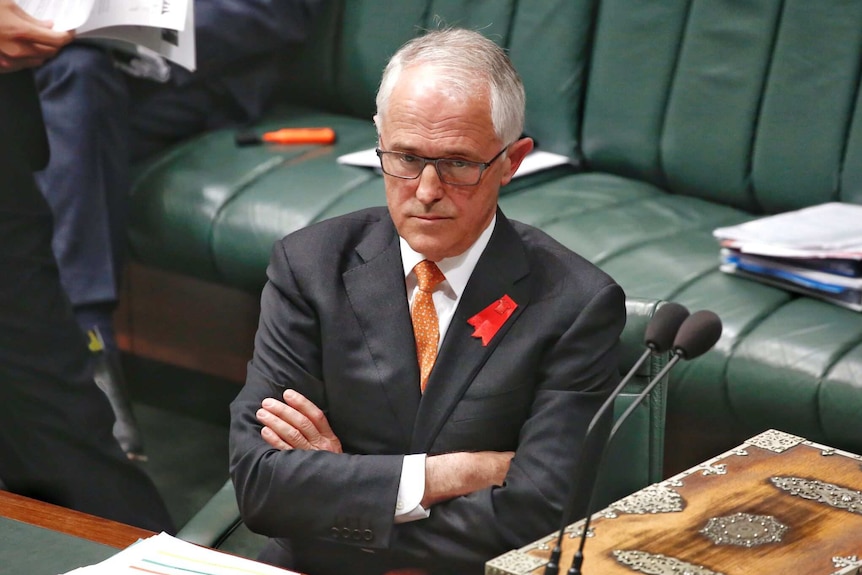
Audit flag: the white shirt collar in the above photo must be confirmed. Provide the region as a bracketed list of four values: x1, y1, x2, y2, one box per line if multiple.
[400, 214, 497, 298]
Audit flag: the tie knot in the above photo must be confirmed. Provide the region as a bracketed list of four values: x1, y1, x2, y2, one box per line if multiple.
[414, 260, 445, 292]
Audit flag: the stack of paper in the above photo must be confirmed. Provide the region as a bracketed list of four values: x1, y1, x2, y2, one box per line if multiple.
[713, 202, 862, 312]
[60, 532, 300, 575]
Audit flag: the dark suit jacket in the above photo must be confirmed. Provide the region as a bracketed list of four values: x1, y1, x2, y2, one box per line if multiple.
[229, 206, 626, 574]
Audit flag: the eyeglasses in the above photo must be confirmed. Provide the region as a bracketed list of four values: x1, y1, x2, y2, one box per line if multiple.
[375, 145, 509, 186]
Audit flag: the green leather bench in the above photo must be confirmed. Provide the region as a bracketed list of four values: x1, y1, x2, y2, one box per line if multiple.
[128, 0, 862, 481]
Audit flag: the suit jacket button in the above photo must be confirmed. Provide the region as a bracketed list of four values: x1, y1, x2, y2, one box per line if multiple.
[363, 529, 374, 541]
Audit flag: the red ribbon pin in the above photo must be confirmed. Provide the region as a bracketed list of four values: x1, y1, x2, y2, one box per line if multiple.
[467, 295, 518, 346]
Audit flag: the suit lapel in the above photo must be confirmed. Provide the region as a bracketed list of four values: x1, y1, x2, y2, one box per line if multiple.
[343, 215, 421, 443]
[412, 211, 533, 452]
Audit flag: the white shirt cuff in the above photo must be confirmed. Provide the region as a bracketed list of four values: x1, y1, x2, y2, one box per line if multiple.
[394, 453, 429, 524]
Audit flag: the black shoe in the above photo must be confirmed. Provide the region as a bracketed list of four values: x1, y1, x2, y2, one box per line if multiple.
[89, 329, 147, 461]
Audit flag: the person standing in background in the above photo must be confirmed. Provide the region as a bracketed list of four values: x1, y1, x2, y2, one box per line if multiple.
[0, 0, 174, 532]
[32, 0, 326, 460]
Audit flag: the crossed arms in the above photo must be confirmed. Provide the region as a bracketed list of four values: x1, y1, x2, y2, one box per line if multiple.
[256, 388, 513, 509]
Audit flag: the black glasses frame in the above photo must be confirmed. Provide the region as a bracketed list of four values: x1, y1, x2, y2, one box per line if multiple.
[374, 145, 509, 186]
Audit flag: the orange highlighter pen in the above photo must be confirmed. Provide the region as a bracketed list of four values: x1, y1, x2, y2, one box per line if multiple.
[235, 127, 337, 146]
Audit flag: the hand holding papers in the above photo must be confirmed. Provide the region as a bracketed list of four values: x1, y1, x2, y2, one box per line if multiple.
[713, 202, 862, 311]
[60, 532, 300, 575]
[15, 0, 196, 71]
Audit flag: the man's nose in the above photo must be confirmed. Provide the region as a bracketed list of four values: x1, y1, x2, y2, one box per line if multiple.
[414, 162, 445, 203]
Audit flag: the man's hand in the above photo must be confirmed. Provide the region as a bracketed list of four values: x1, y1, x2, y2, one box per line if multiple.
[256, 389, 343, 453]
[0, 0, 73, 73]
[422, 450, 514, 508]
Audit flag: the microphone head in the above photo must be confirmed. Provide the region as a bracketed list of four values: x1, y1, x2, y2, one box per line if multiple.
[644, 302, 690, 353]
[673, 310, 723, 360]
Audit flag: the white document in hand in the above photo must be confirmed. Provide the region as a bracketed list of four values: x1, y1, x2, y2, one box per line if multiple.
[15, 0, 196, 71]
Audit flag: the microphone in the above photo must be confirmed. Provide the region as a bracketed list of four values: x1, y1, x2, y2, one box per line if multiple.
[567, 310, 723, 575]
[542, 302, 690, 575]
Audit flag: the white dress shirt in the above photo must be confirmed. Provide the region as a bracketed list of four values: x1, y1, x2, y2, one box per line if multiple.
[393, 214, 497, 523]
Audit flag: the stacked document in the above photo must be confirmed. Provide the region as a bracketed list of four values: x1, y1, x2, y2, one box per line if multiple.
[60, 532, 300, 575]
[713, 202, 862, 312]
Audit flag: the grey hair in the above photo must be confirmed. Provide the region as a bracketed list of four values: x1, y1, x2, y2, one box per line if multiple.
[375, 28, 525, 145]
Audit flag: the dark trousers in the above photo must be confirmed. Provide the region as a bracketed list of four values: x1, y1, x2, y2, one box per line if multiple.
[0, 136, 174, 533]
[33, 43, 246, 311]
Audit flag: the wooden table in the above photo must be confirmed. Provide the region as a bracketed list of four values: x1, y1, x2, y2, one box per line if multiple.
[0, 489, 156, 574]
[487, 429, 862, 575]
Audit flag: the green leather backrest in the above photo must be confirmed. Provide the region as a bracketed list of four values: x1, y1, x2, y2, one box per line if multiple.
[276, 0, 592, 156]
[581, 0, 862, 214]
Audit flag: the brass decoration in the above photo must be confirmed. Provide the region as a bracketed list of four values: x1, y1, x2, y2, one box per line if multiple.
[612, 550, 724, 575]
[832, 555, 862, 575]
[567, 523, 595, 538]
[700, 512, 788, 547]
[700, 463, 727, 476]
[771, 476, 862, 515]
[746, 429, 805, 452]
[604, 484, 685, 516]
[485, 549, 546, 575]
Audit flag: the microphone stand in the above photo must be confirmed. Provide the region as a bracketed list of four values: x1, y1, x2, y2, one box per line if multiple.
[542, 346, 656, 575]
[567, 354, 681, 575]
[568, 310, 722, 574]
[543, 302, 690, 575]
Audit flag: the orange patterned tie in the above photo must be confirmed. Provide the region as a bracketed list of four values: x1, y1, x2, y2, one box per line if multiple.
[412, 260, 446, 392]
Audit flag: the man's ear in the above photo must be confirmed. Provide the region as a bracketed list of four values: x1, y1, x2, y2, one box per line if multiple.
[373, 114, 382, 135]
[500, 137, 534, 186]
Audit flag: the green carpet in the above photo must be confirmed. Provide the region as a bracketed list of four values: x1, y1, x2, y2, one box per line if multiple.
[126, 357, 267, 558]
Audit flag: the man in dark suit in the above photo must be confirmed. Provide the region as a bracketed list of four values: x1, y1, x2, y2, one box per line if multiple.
[0, 0, 173, 532]
[32, 0, 324, 459]
[230, 28, 626, 575]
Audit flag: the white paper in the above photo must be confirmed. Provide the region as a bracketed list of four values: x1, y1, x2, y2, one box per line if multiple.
[80, 2, 196, 71]
[336, 148, 572, 179]
[59, 532, 301, 575]
[77, 0, 188, 33]
[713, 202, 862, 255]
[16, 0, 194, 70]
[15, 0, 95, 31]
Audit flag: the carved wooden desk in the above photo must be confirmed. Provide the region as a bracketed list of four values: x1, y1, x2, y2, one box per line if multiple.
[487, 430, 862, 575]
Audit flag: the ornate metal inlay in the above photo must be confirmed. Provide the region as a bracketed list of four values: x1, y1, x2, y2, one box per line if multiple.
[485, 549, 546, 575]
[612, 550, 724, 575]
[746, 429, 804, 452]
[604, 484, 685, 516]
[567, 523, 595, 538]
[700, 463, 728, 476]
[700, 512, 788, 547]
[771, 476, 862, 515]
[832, 555, 862, 575]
